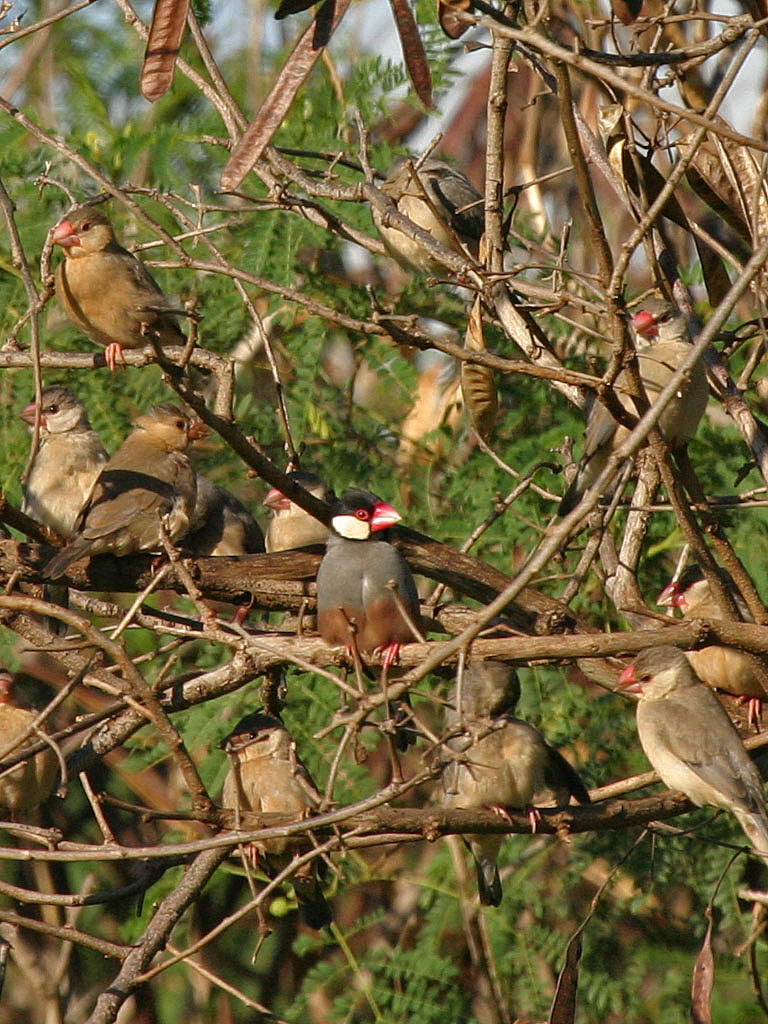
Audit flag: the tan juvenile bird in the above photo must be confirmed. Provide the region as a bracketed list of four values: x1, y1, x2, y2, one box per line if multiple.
[52, 206, 186, 372]
[185, 476, 264, 557]
[20, 385, 108, 538]
[658, 565, 768, 726]
[372, 159, 484, 274]
[559, 299, 708, 515]
[264, 471, 331, 553]
[42, 405, 206, 579]
[619, 646, 768, 857]
[221, 712, 333, 930]
[444, 660, 521, 729]
[0, 671, 57, 818]
[441, 669, 590, 906]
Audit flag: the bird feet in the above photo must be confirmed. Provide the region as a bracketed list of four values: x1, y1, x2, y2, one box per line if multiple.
[744, 696, 763, 731]
[374, 642, 402, 668]
[104, 343, 126, 372]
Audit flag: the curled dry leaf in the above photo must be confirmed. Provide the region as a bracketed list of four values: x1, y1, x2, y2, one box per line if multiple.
[438, 0, 473, 38]
[690, 915, 714, 1024]
[221, 0, 351, 191]
[461, 297, 498, 442]
[141, 0, 190, 102]
[389, 0, 434, 110]
[548, 932, 582, 1024]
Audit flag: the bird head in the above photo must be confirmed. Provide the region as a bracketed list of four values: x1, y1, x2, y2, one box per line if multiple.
[137, 406, 209, 450]
[19, 386, 89, 435]
[220, 713, 289, 758]
[631, 300, 688, 346]
[617, 646, 695, 698]
[264, 471, 328, 514]
[329, 487, 402, 541]
[52, 208, 113, 255]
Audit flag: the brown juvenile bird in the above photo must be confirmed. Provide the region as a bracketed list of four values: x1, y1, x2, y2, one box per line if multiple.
[444, 660, 521, 729]
[0, 671, 57, 818]
[264, 471, 331, 553]
[20, 385, 108, 538]
[52, 206, 186, 371]
[619, 646, 768, 856]
[221, 712, 332, 930]
[185, 476, 264, 557]
[441, 695, 590, 906]
[42, 405, 206, 579]
[559, 300, 708, 515]
[372, 159, 484, 274]
[658, 565, 768, 726]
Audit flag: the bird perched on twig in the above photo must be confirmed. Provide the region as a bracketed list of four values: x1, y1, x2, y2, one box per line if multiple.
[442, 661, 590, 906]
[657, 564, 768, 727]
[264, 471, 331, 553]
[20, 386, 108, 538]
[0, 671, 57, 818]
[220, 712, 333, 930]
[558, 299, 708, 515]
[185, 476, 264, 557]
[618, 646, 768, 857]
[372, 158, 484, 274]
[42, 405, 206, 579]
[52, 206, 187, 371]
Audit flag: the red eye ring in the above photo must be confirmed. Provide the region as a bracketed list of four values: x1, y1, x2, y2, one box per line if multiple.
[355, 508, 370, 521]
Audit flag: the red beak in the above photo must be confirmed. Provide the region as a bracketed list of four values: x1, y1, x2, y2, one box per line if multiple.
[371, 501, 401, 532]
[187, 419, 209, 441]
[657, 582, 679, 608]
[632, 310, 659, 340]
[51, 220, 79, 247]
[617, 664, 642, 693]
[19, 401, 40, 427]
[264, 487, 291, 511]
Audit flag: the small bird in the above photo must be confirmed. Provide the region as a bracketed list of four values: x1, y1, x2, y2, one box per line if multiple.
[0, 671, 57, 818]
[372, 159, 484, 274]
[42, 405, 206, 579]
[441, 705, 590, 906]
[264, 471, 331, 553]
[185, 476, 265, 557]
[658, 565, 768, 726]
[220, 712, 332, 930]
[20, 386, 108, 538]
[618, 646, 768, 857]
[52, 206, 186, 372]
[558, 299, 708, 515]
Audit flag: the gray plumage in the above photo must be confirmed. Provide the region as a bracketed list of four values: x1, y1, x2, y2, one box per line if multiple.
[185, 476, 264, 557]
[559, 300, 708, 515]
[444, 661, 521, 730]
[620, 646, 768, 856]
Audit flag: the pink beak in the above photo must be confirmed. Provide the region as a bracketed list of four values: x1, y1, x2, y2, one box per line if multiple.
[264, 487, 291, 511]
[617, 664, 642, 693]
[632, 310, 658, 340]
[19, 401, 41, 427]
[657, 582, 678, 607]
[371, 501, 402, 532]
[51, 220, 79, 247]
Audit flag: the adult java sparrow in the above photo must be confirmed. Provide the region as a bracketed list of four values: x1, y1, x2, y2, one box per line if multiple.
[221, 712, 333, 930]
[372, 159, 484, 274]
[264, 471, 331, 553]
[558, 299, 708, 515]
[658, 565, 768, 726]
[52, 206, 186, 372]
[442, 664, 590, 906]
[20, 385, 108, 538]
[185, 476, 265, 557]
[619, 646, 768, 857]
[43, 405, 206, 579]
[0, 671, 57, 818]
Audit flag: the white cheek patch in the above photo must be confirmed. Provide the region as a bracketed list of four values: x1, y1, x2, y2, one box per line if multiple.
[332, 513, 371, 540]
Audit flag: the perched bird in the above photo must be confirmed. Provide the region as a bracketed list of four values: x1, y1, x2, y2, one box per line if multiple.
[221, 712, 332, 930]
[444, 660, 521, 730]
[42, 405, 206, 579]
[441, 706, 590, 906]
[0, 671, 57, 818]
[52, 206, 186, 372]
[20, 386, 108, 538]
[658, 564, 768, 725]
[316, 488, 420, 665]
[558, 299, 708, 515]
[185, 476, 264, 557]
[372, 159, 484, 274]
[264, 471, 331, 553]
[618, 646, 768, 856]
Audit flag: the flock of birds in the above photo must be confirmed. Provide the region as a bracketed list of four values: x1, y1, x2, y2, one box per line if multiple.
[2, 158, 767, 929]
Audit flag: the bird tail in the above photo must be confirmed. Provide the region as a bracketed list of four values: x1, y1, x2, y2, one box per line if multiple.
[557, 479, 582, 517]
[545, 747, 592, 805]
[474, 857, 502, 907]
[42, 540, 89, 580]
[734, 808, 768, 859]
[389, 697, 418, 751]
[294, 876, 333, 930]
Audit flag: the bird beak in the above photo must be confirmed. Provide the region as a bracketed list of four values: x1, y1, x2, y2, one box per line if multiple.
[19, 401, 40, 427]
[632, 310, 658, 340]
[656, 582, 679, 607]
[187, 419, 209, 441]
[616, 664, 642, 692]
[51, 220, 79, 247]
[264, 487, 291, 511]
[371, 501, 402, 532]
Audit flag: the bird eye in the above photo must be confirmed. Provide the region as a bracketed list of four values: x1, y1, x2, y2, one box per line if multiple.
[355, 509, 370, 521]
[45, 404, 58, 414]
[176, 419, 185, 430]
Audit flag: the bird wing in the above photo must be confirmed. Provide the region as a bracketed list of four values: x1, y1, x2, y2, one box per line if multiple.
[543, 745, 591, 804]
